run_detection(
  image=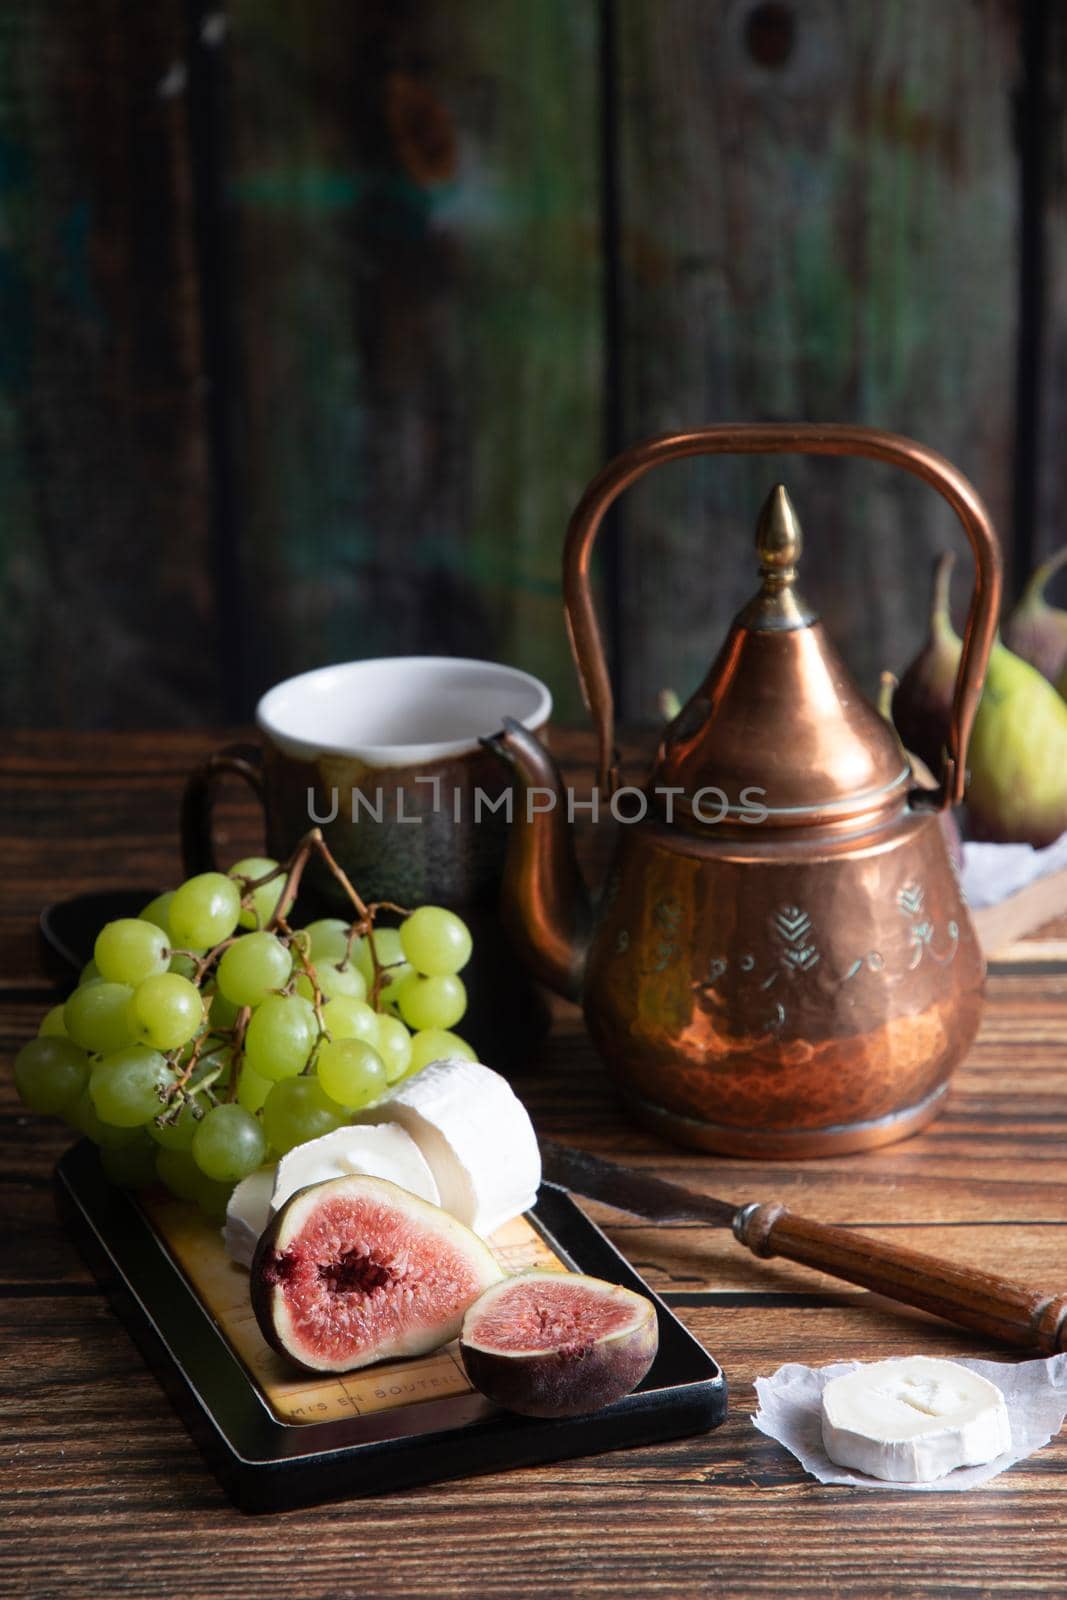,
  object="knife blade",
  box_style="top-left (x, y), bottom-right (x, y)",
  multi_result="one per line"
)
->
top-left (539, 1139), bottom-right (738, 1226)
top-left (538, 1138), bottom-right (1067, 1355)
